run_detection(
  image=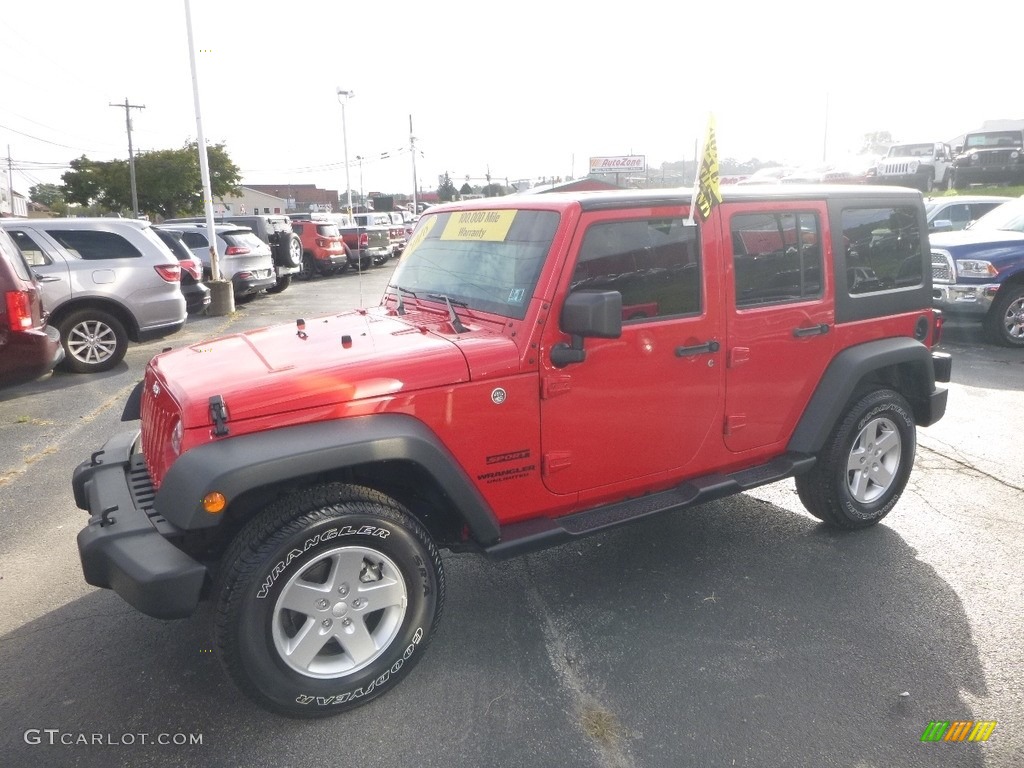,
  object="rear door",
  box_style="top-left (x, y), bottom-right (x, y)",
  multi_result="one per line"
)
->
top-left (720, 201), bottom-right (835, 453)
top-left (539, 208), bottom-right (724, 496)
